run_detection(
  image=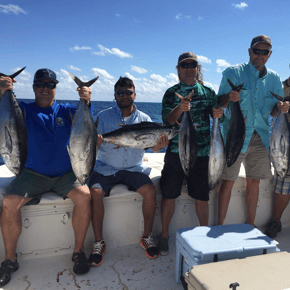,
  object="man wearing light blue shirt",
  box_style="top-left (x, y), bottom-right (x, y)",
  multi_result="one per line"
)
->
top-left (217, 35), bottom-right (288, 227)
top-left (87, 77), bottom-right (168, 265)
